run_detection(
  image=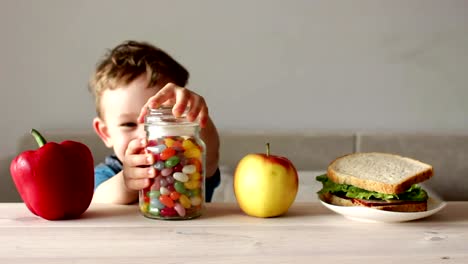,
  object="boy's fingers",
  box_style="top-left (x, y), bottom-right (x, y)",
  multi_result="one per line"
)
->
top-left (147, 83), bottom-right (178, 109)
top-left (186, 96), bottom-right (203, 121)
top-left (126, 178), bottom-right (150, 190)
top-left (198, 105), bottom-right (209, 128)
top-left (172, 88), bottom-right (190, 117)
top-left (137, 83), bottom-right (209, 127)
top-left (137, 83), bottom-right (178, 122)
top-left (124, 153), bottom-right (154, 168)
top-left (125, 138), bottom-right (147, 156)
top-left (138, 108), bottom-right (149, 123)
top-left (124, 166), bottom-right (155, 180)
